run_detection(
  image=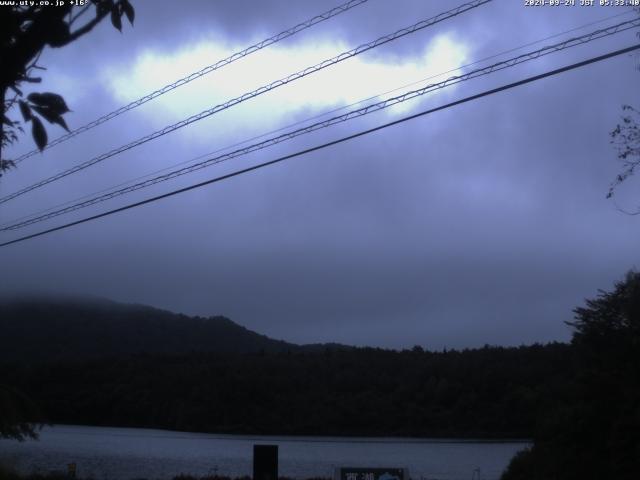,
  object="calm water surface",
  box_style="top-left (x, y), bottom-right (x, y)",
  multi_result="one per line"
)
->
top-left (0, 426), bottom-right (528, 480)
